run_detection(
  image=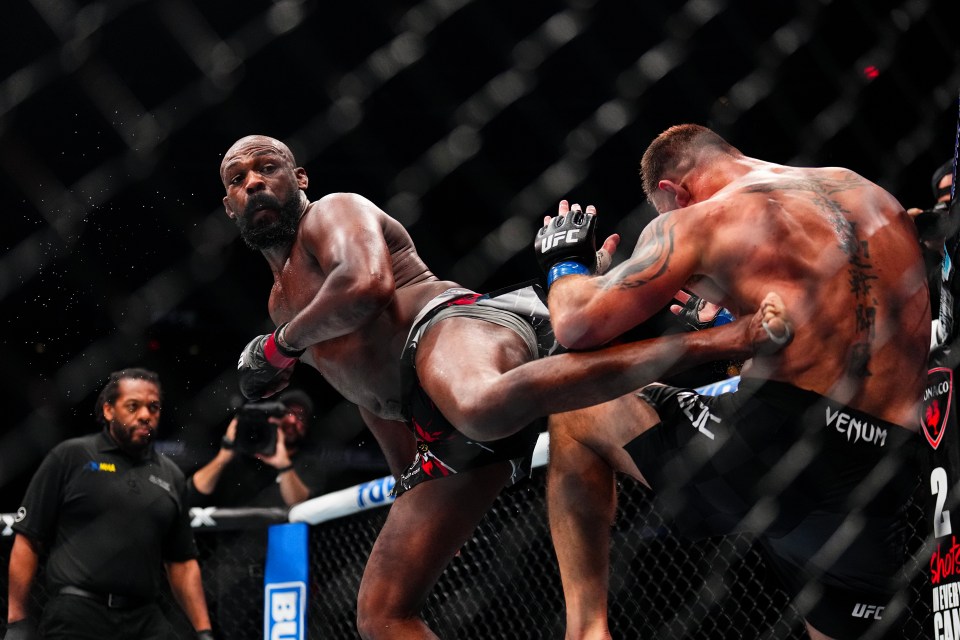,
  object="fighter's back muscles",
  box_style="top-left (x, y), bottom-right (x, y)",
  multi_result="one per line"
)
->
top-left (723, 169), bottom-right (928, 426)
top-left (549, 166), bottom-right (927, 427)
